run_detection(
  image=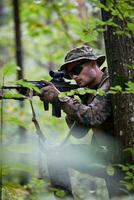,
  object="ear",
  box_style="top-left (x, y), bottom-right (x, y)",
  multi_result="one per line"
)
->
top-left (90, 60), bottom-right (96, 68)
